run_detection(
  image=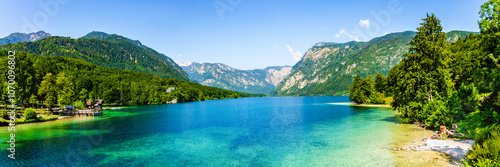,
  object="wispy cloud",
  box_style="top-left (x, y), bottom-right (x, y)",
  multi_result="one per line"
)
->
top-left (176, 61), bottom-right (192, 66)
top-left (286, 44), bottom-right (302, 61)
top-left (177, 53), bottom-right (183, 57)
top-left (335, 29), bottom-right (360, 42)
top-left (359, 19), bottom-right (370, 28)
